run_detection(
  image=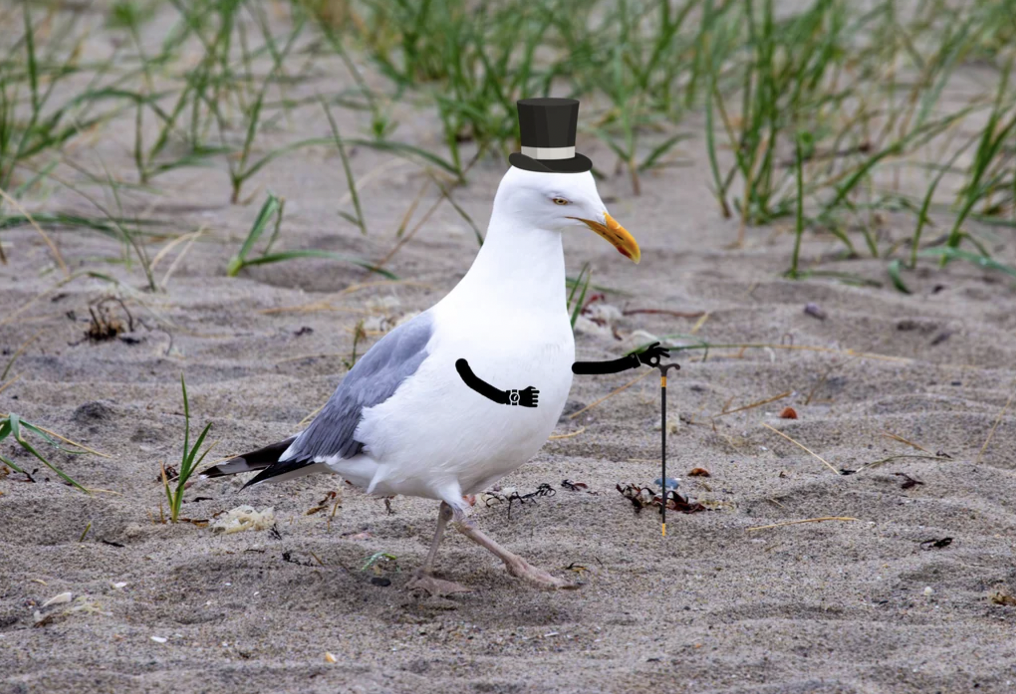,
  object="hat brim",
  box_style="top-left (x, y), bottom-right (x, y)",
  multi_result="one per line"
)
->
top-left (508, 152), bottom-right (593, 174)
